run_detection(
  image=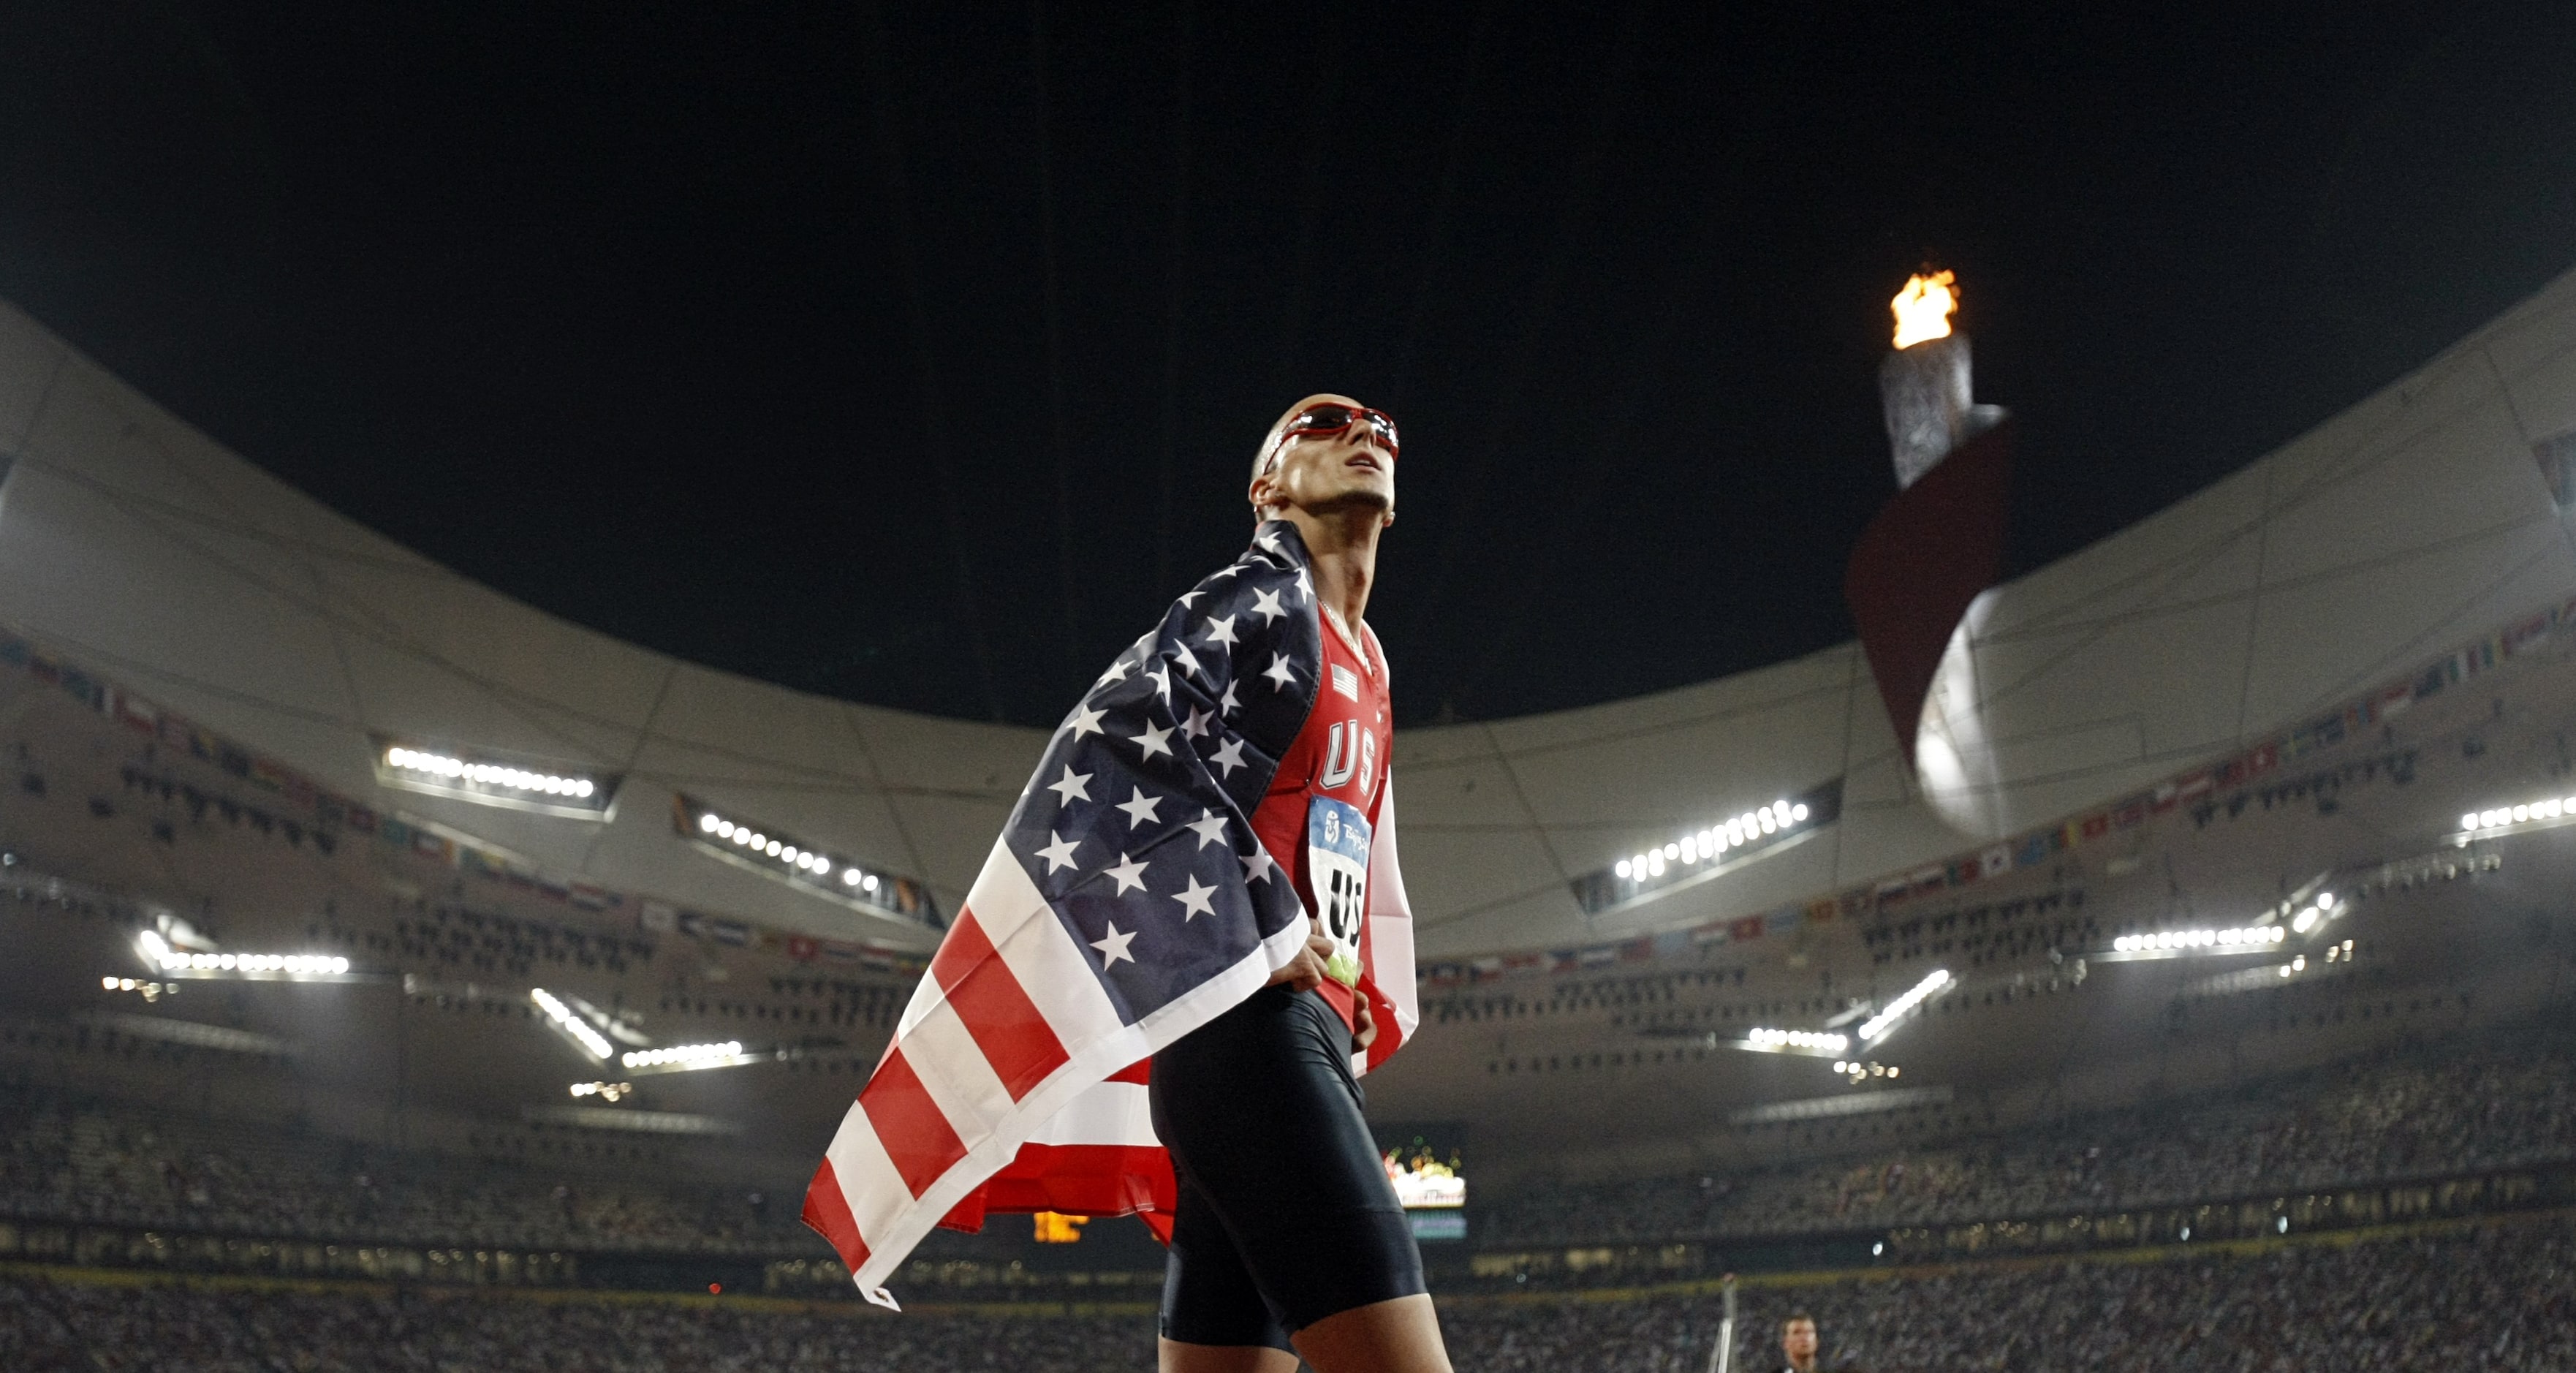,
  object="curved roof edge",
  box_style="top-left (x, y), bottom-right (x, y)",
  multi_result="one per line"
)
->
top-left (1, 268), bottom-right (2571, 961)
